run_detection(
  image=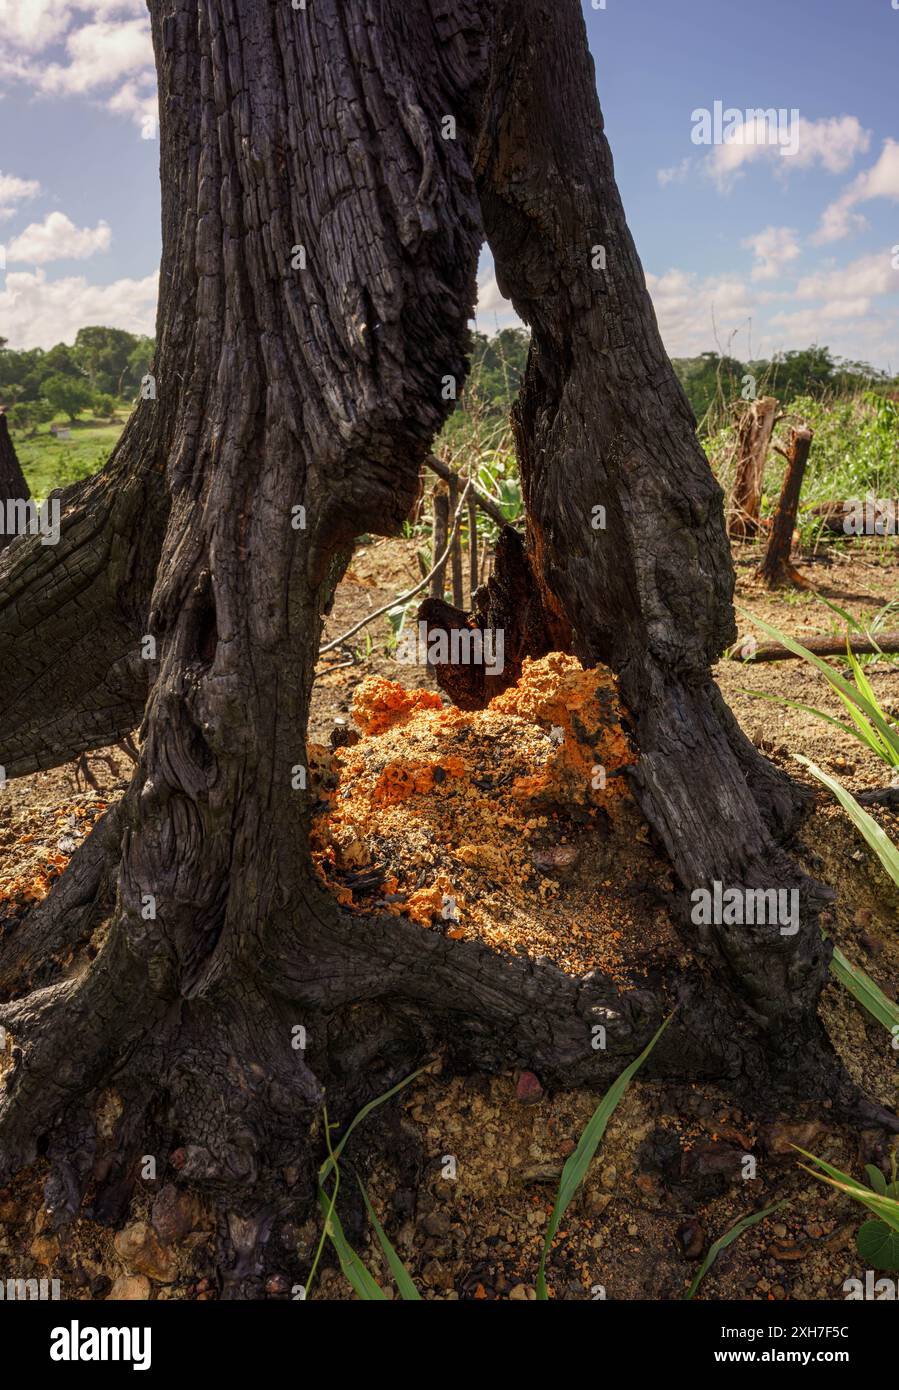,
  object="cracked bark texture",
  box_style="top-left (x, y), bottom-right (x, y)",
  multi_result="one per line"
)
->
top-left (0, 0), bottom-right (891, 1300)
